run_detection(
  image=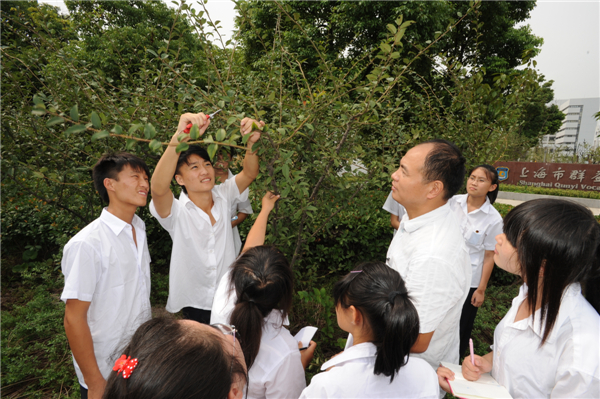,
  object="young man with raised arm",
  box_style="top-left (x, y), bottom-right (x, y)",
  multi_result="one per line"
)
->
top-left (150, 113), bottom-right (264, 324)
top-left (386, 139), bottom-right (471, 375)
top-left (61, 153), bottom-right (152, 399)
